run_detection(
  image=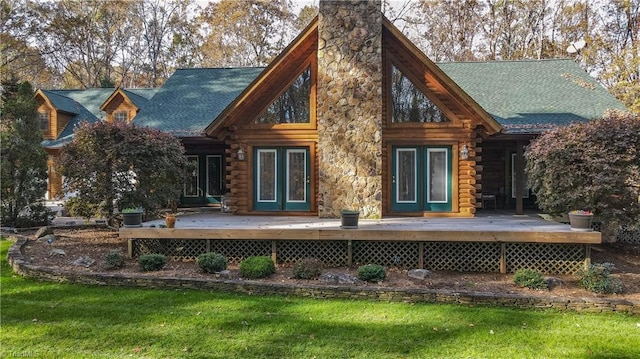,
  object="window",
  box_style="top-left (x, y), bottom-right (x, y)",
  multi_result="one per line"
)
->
top-left (255, 67), bottom-right (311, 124)
top-left (38, 111), bottom-right (49, 131)
top-left (391, 65), bottom-right (448, 123)
top-left (184, 156), bottom-right (199, 197)
top-left (114, 111), bottom-right (128, 122)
